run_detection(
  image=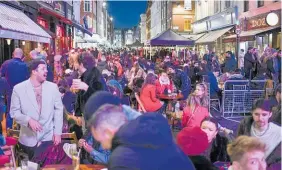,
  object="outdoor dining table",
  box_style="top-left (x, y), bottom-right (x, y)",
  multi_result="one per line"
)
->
top-left (42, 164), bottom-right (106, 170)
top-left (157, 93), bottom-right (183, 100)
